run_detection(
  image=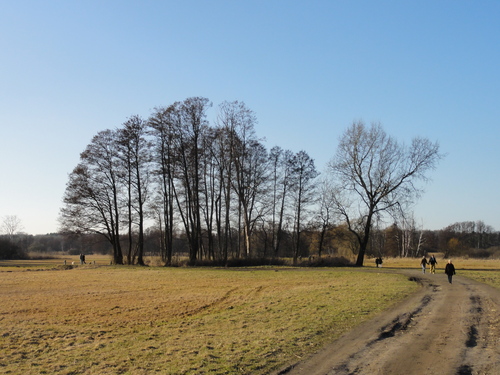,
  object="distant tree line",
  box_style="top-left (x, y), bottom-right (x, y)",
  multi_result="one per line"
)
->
top-left (367, 220), bottom-right (500, 259)
top-left (2, 219), bottom-right (500, 262)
